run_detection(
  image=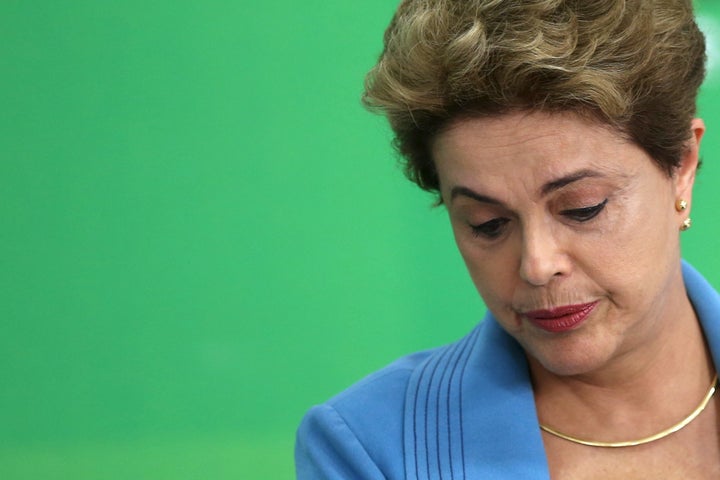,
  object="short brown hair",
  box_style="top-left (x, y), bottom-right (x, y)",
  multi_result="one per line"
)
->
top-left (363, 0), bottom-right (706, 195)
